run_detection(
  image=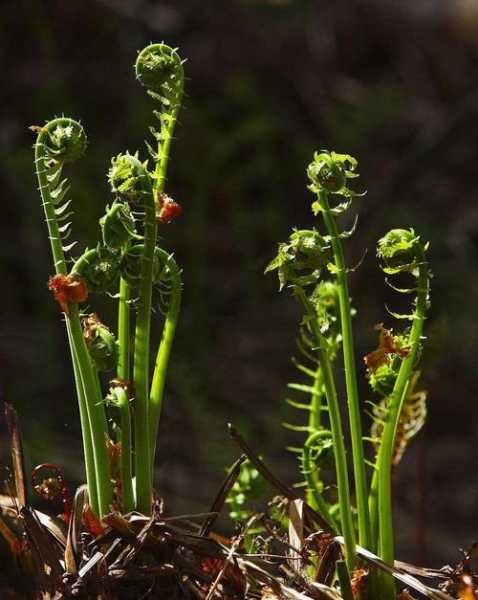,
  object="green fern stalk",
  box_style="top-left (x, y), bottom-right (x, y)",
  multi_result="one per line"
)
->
top-left (374, 231), bottom-right (430, 594)
top-left (116, 277), bottom-right (134, 511)
top-left (296, 290), bottom-right (356, 572)
top-left (149, 251), bottom-right (182, 459)
top-left (308, 154), bottom-right (371, 550)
